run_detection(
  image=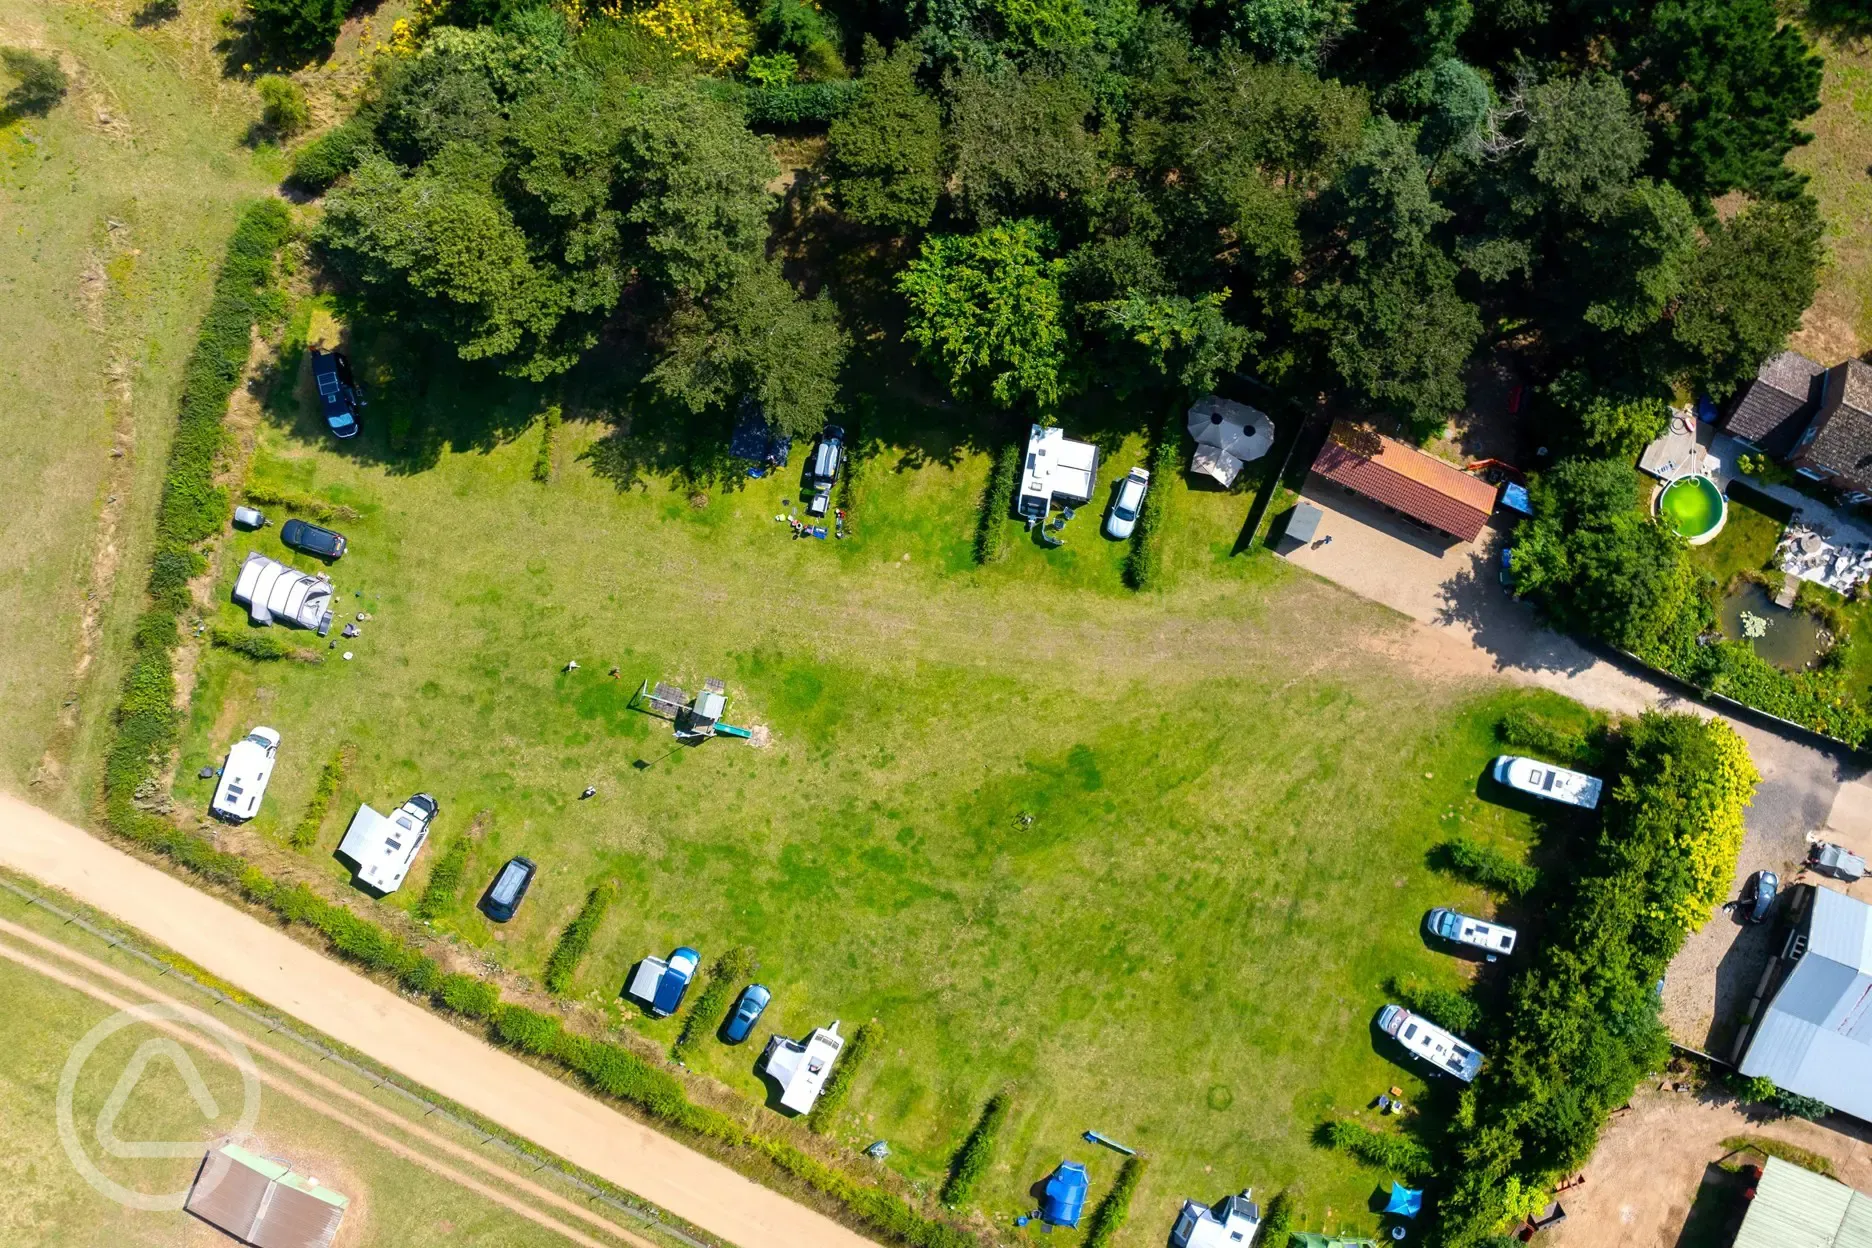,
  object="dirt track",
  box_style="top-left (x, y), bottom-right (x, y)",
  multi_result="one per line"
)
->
top-left (0, 791), bottom-right (877, 1248)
